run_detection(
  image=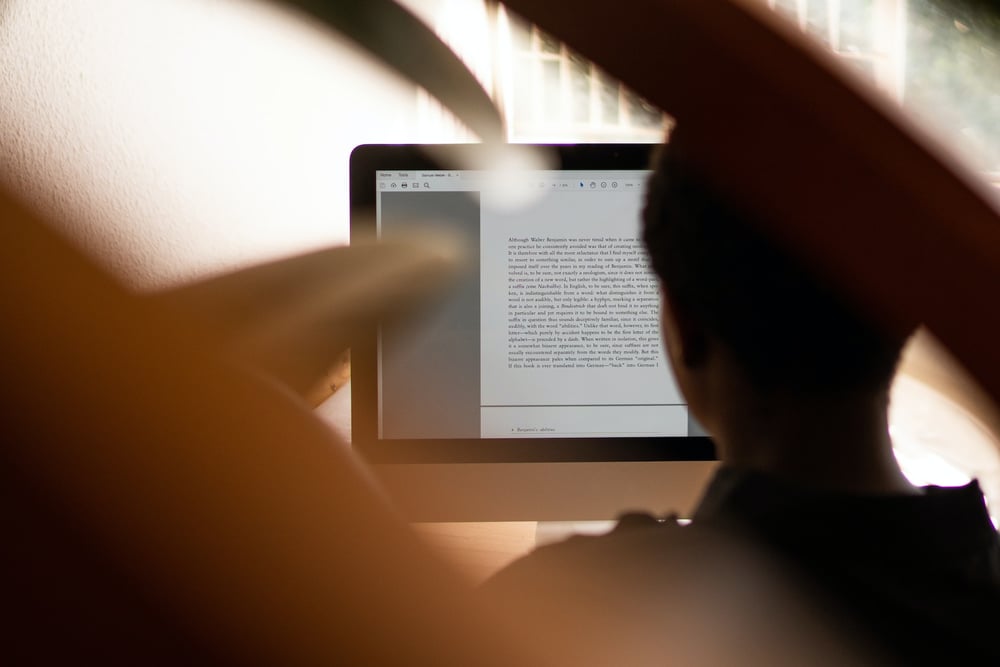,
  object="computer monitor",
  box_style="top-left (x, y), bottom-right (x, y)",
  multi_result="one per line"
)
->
top-left (349, 143), bottom-right (717, 521)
